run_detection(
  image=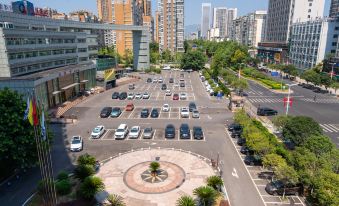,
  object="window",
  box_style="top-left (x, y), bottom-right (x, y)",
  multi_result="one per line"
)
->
top-left (332, 42), bottom-right (337, 47)
top-left (79, 57), bottom-right (88, 62)
top-left (77, 39), bottom-right (86, 43)
top-left (334, 34), bottom-right (338, 38)
top-left (78, 48), bottom-right (87, 53)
